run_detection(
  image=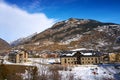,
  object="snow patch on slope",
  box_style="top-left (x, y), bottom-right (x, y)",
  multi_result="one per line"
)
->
top-left (61, 35), bottom-right (82, 44)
